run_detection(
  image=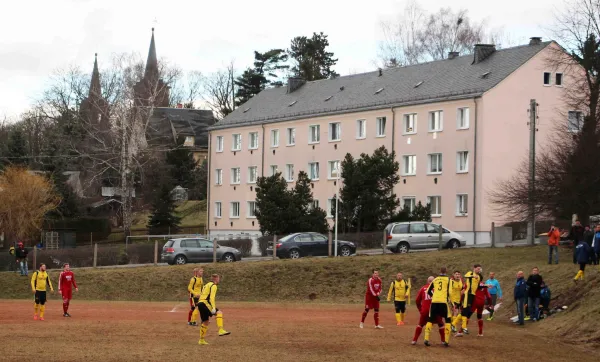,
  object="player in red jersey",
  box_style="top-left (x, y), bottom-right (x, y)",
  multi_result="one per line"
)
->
top-left (456, 277), bottom-right (490, 337)
top-left (360, 269), bottom-right (383, 329)
top-left (58, 263), bottom-right (78, 317)
top-left (411, 276), bottom-right (444, 345)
